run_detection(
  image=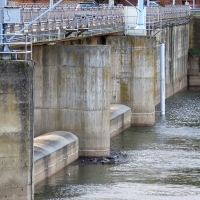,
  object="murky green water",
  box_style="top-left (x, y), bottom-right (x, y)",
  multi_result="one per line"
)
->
top-left (35, 89), bottom-right (200, 200)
